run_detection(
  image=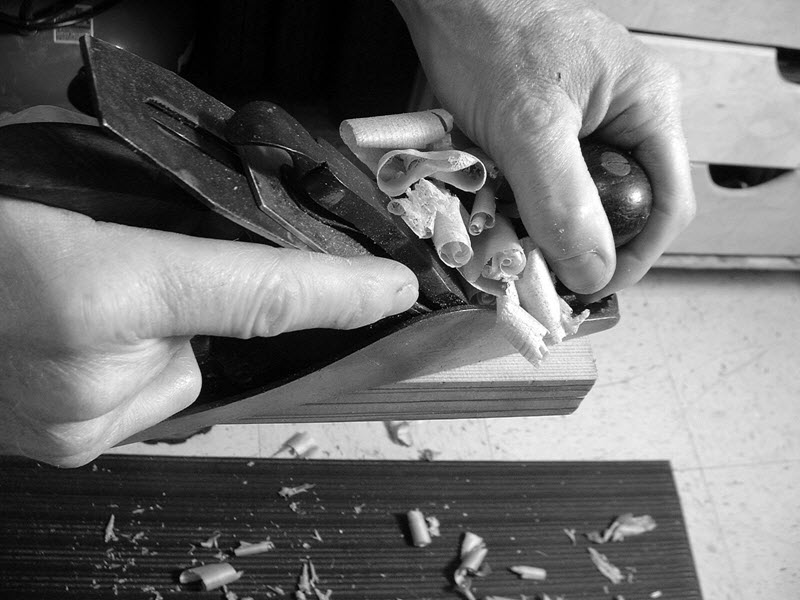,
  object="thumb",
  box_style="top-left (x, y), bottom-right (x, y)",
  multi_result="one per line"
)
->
top-left (494, 102), bottom-right (616, 295)
top-left (110, 227), bottom-right (420, 340)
